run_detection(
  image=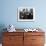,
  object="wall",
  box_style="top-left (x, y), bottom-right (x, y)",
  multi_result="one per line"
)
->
top-left (0, 0), bottom-right (46, 30)
top-left (0, 0), bottom-right (46, 44)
